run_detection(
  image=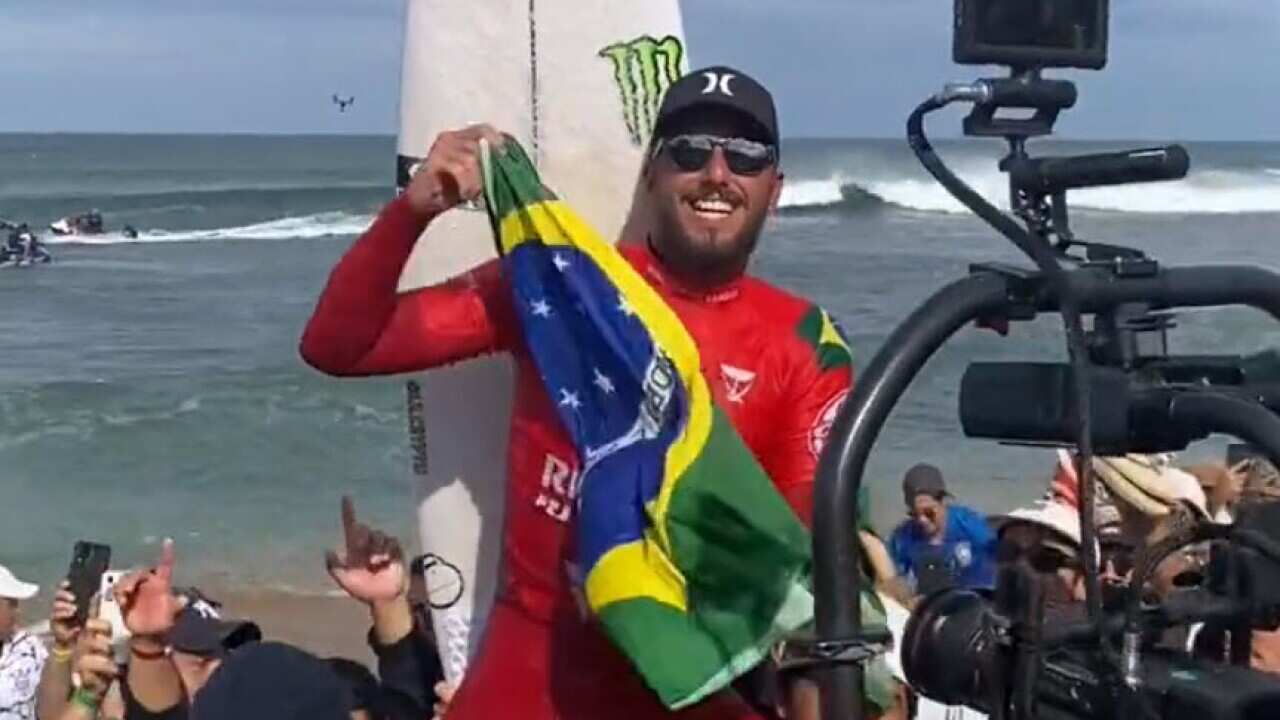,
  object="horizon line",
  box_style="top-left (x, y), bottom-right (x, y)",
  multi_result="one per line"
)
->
top-left (0, 130), bottom-right (1275, 144)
